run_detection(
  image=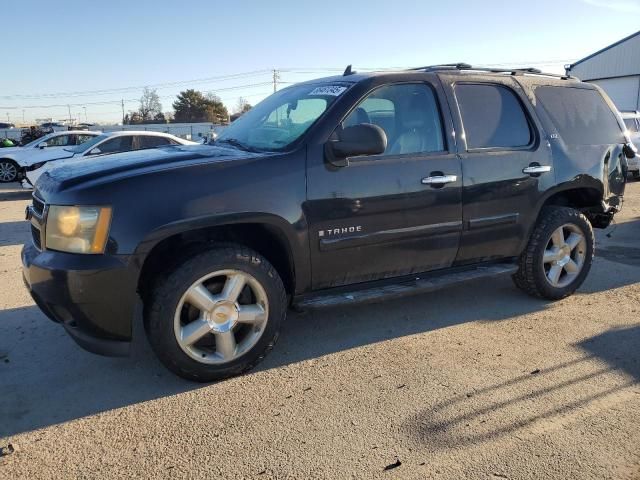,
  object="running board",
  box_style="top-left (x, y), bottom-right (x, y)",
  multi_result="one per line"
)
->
top-left (296, 263), bottom-right (518, 309)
